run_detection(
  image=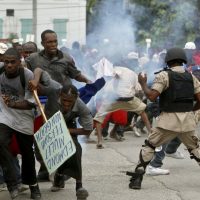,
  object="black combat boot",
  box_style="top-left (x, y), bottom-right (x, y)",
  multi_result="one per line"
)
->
top-left (50, 173), bottom-right (65, 192)
top-left (76, 187), bottom-right (89, 200)
top-left (127, 169), bottom-right (145, 190)
top-left (29, 184), bottom-right (41, 199)
top-left (8, 185), bottom-right (19, 199)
